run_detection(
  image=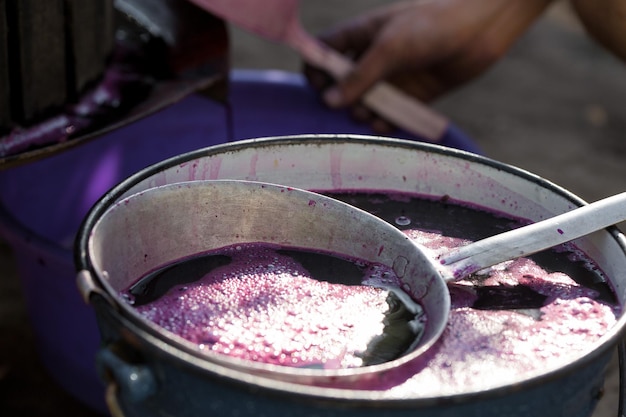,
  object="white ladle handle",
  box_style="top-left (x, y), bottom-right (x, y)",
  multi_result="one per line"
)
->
top-left (440, 191), bottom-right (626, 281)
top-left (286, 26), bottom-right (448, 142)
